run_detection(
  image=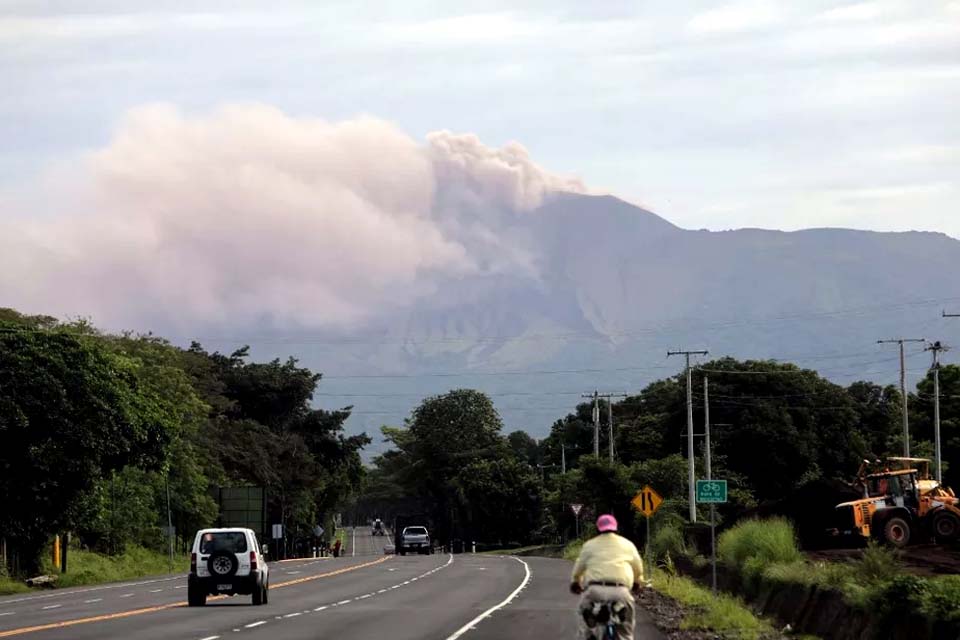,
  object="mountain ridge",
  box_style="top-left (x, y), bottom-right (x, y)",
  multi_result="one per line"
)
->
top-left (230, 192), bottom-right (960, 455)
